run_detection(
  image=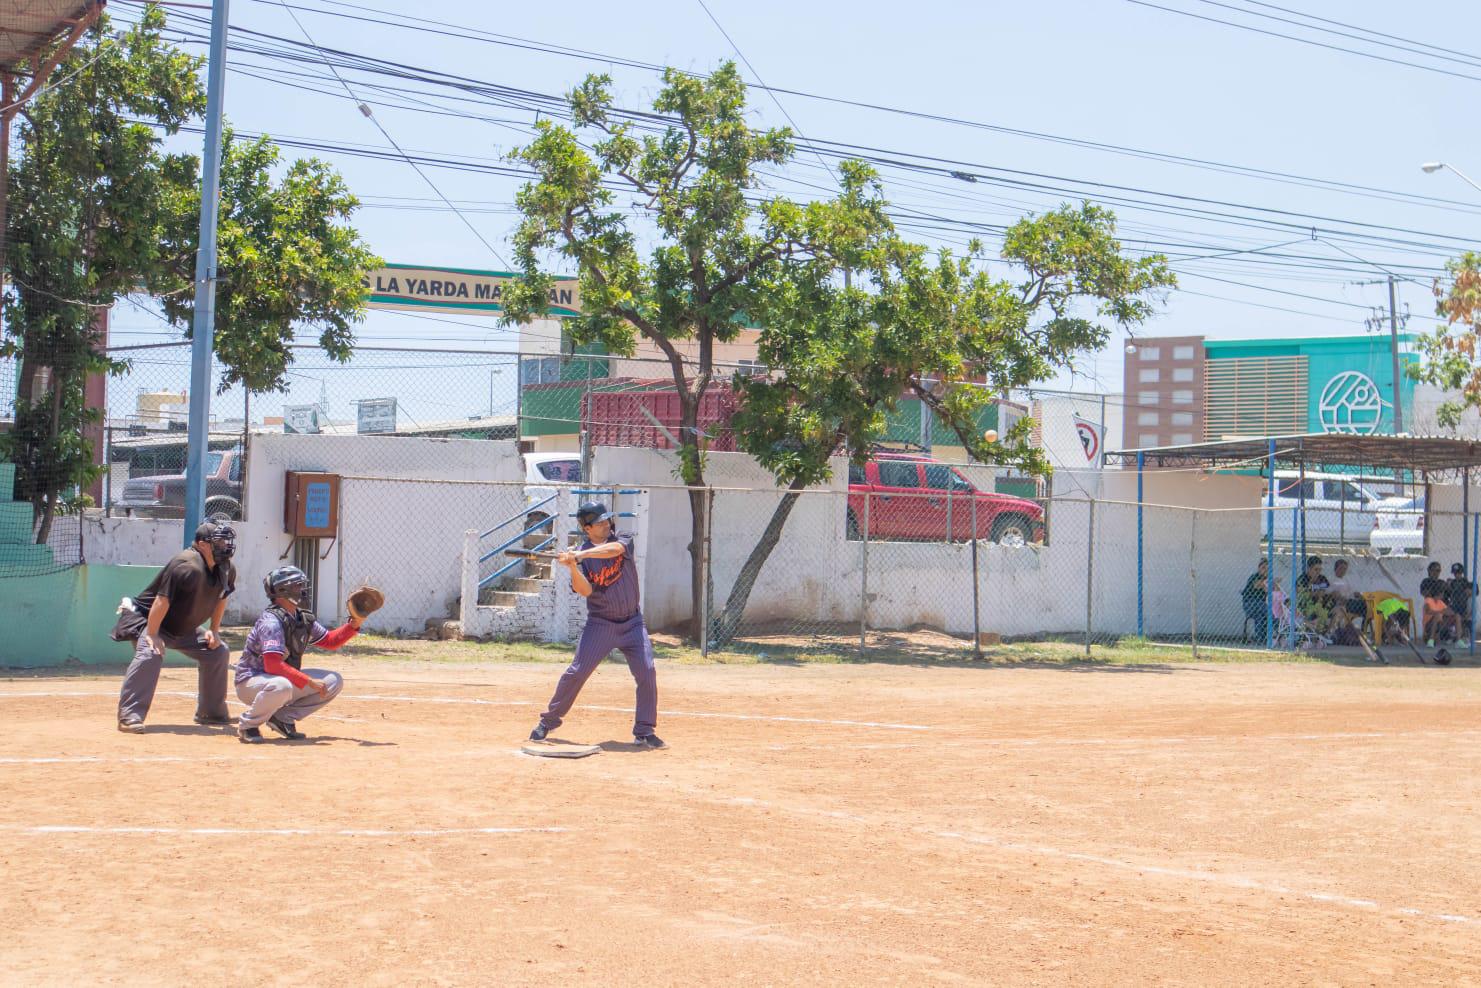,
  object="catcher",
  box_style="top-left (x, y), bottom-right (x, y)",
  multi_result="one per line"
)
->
top-left (234, 567), bottom-right (383, 744)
